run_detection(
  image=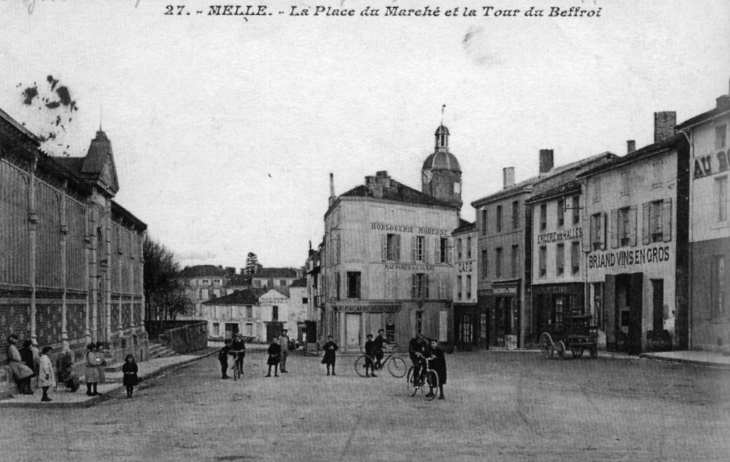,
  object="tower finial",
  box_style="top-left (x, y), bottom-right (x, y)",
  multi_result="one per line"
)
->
top-left (441, 104), bottom-right (446, 125)
top-left (100, 103), bottom-right (103, 131)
